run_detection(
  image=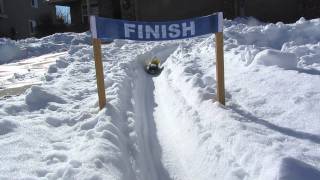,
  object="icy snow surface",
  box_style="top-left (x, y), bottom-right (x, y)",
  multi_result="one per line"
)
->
top-left (0, 52), bottom-right (67, 97)
top-left (0, 17), bottom-right (320, 180)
